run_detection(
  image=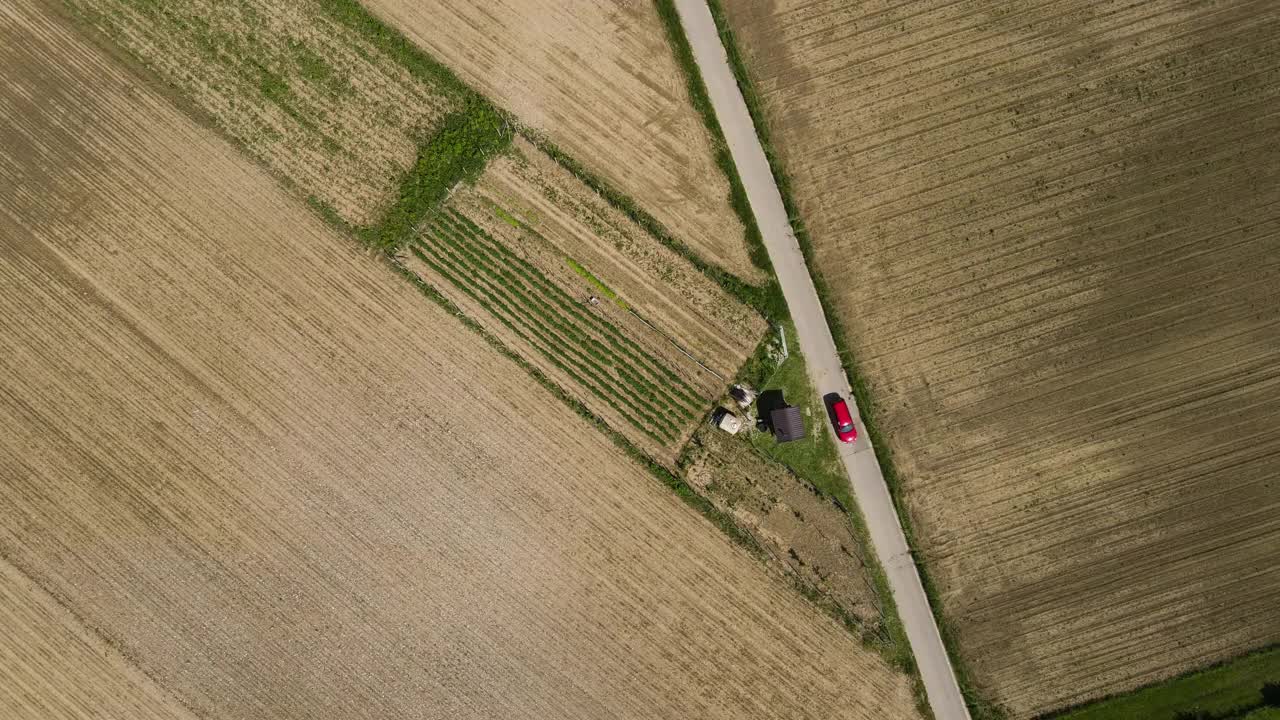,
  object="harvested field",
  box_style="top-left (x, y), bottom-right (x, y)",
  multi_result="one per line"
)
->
top-left (0, 560), bottom-right (197, 720)
top-left (0, 3), bottom-right (922, 719)
top-left (403, 137), bottom-right (765, 461)
top-left (359, 0), bottom-right (759, 280)
top-left (721, 0), bottom-right (1280, 716)
top-left (66, 0), bottom-right (456, 226)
